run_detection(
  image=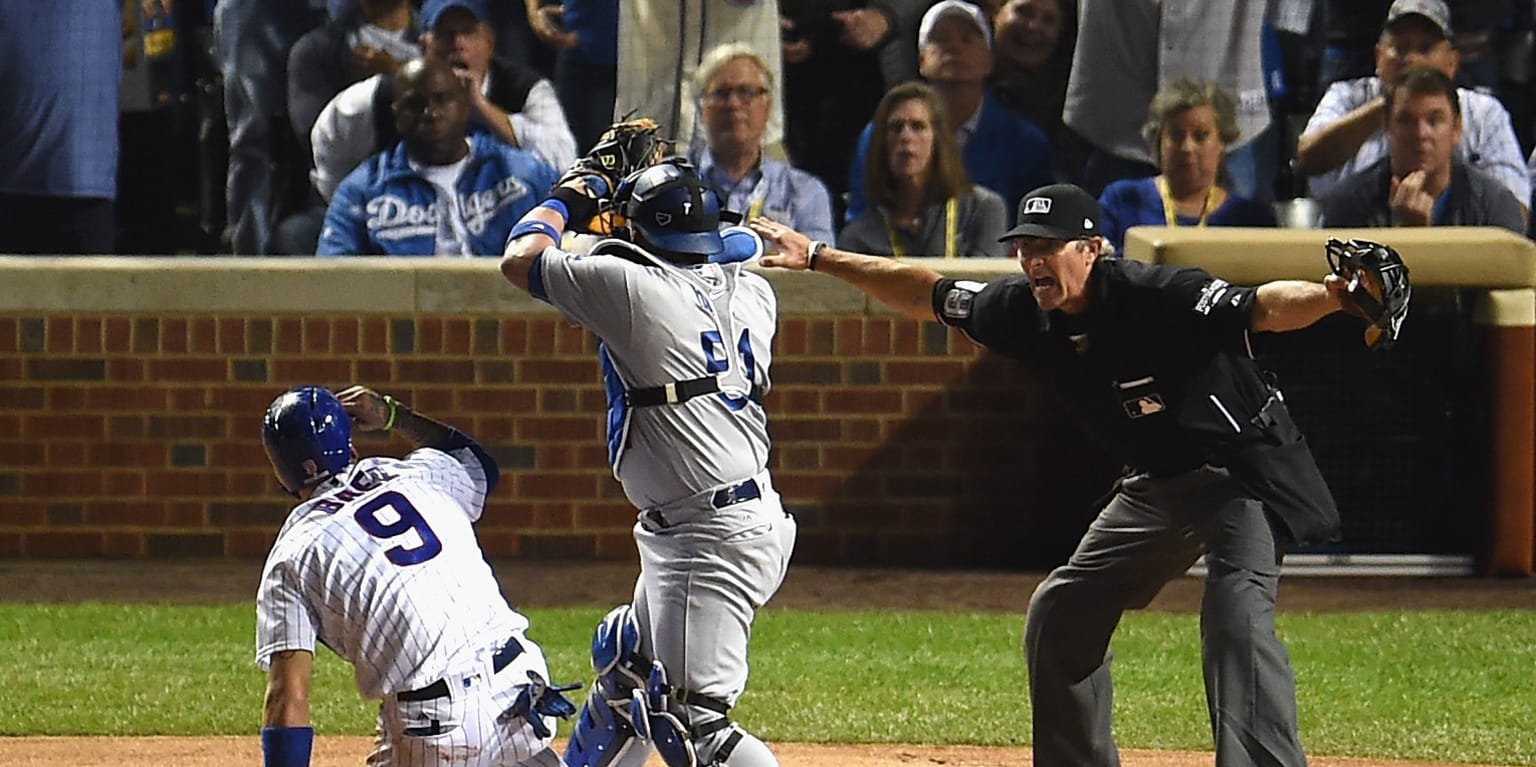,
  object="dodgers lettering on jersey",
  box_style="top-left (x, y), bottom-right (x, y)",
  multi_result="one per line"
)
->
top-left (255, 446), bottom-right (526, 699)
top-left (366, 176), bottom-right (532, 241)
top-left (533, 242), bottom-right (777, 507)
